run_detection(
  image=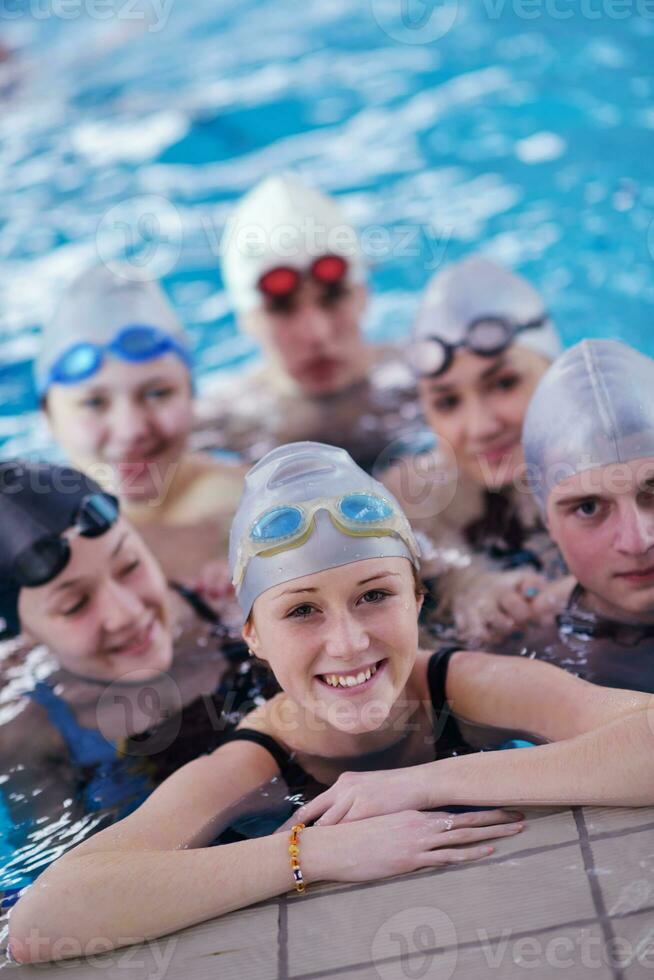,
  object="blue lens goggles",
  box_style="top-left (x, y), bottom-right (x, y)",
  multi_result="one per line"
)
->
top-left (233, 491), bottom-right (419, 588)
top-left (43, 324), bottom-right (192, 391)
top-left (251, 493), bottom-right (395, 544)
